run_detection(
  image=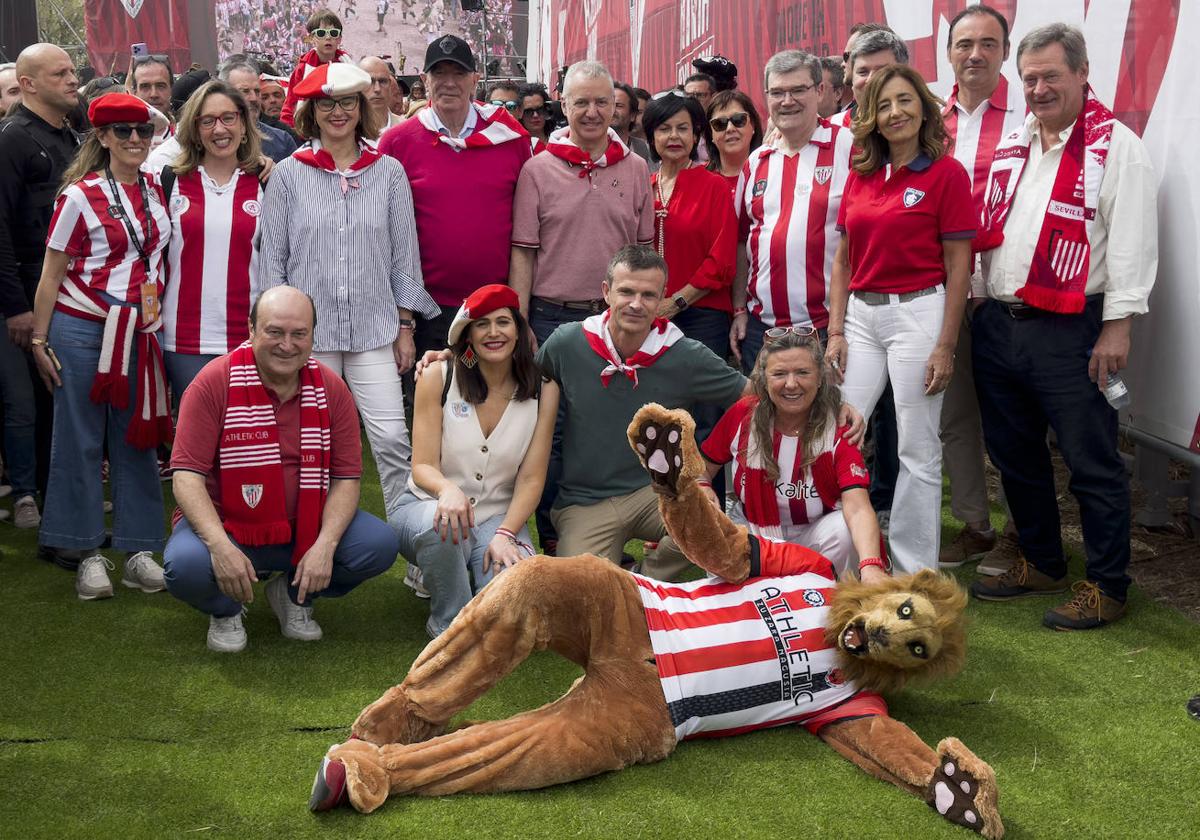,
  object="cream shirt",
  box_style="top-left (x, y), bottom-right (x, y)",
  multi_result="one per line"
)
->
top-left (979, 113), bottom-right (1158, 321)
